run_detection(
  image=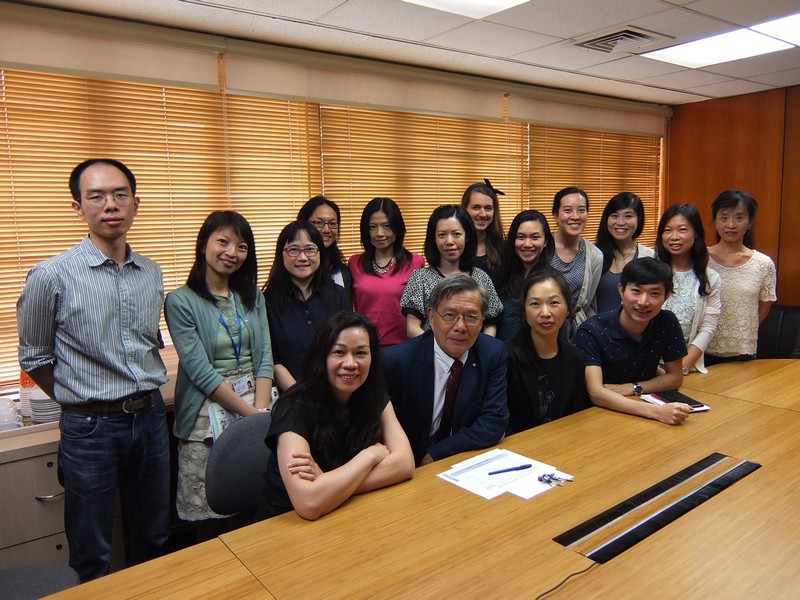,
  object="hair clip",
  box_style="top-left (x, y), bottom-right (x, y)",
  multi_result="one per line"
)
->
top-left (483, 178), bottom-right (506, 196)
